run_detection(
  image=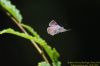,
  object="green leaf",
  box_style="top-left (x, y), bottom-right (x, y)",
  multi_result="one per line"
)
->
top-left (0, 28), bottom-right (61, 65)
top-left (0, 0), bottom-right (62, 65)
top-left (21, 23), bottom-right (40, 38)
top-left (21, 23), bottom-right (47, 46)
top-left (38, 61), bottom-right (51, 66)
top-left (21, 24), bottom-right (60, 62)
top-left (0, 28), bottom-right (34, 40)
top-left (0, 28), bottom-right (47, 46)
top-left (0, 0), bottom-right (22, 22)
top-left (43, 45), bottom-right (60, 62)
top-left (21, 23), bottom-right (60, 62)
top-left (52, 61), bottom-right (61, 66)
top-left (52, 48), bottom-right (60, 62)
